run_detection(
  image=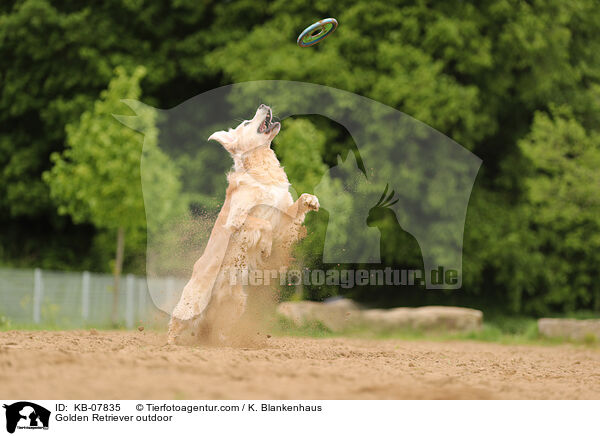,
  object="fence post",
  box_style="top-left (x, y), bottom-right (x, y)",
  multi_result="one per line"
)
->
top-left (137, 278), bottom-right (146, 324)
top-left (33, 268), bottom-right (43, 324)
top-left (125, 274), bottom-right (135, 329)
top-left (82, 271), bottom-right (90, 322)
